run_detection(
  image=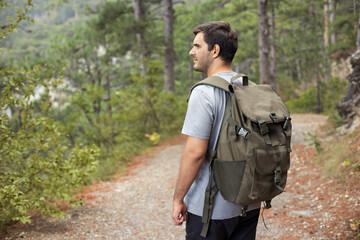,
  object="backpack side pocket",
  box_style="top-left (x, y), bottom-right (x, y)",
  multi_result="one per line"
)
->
top-left (213, 159), bottom-right (246, 203)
